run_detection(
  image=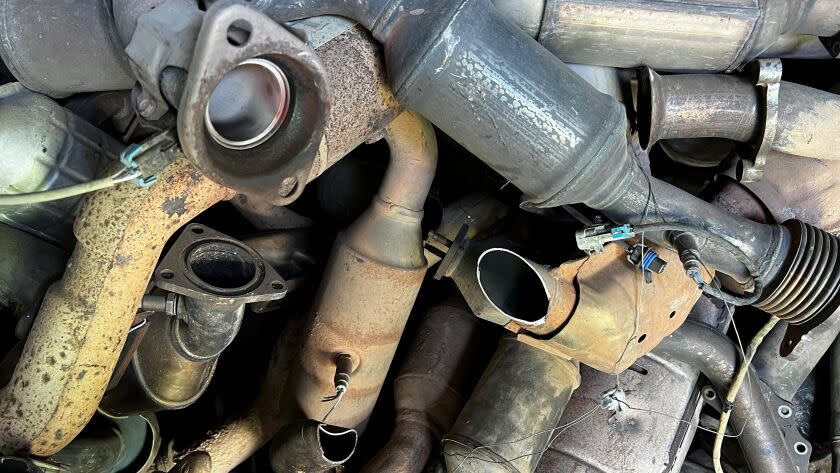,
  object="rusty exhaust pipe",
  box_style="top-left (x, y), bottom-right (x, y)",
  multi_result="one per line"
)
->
top-left (0, 158), bottom-right (233, 455)
top-left (291, 110), bottom-right (436, 428)
top-left (638, 66), bottom-right (840, 164)
top-left (361, 300), bottom-right (489, 473)
top-left (450, 241), bottom-right (701, 373)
